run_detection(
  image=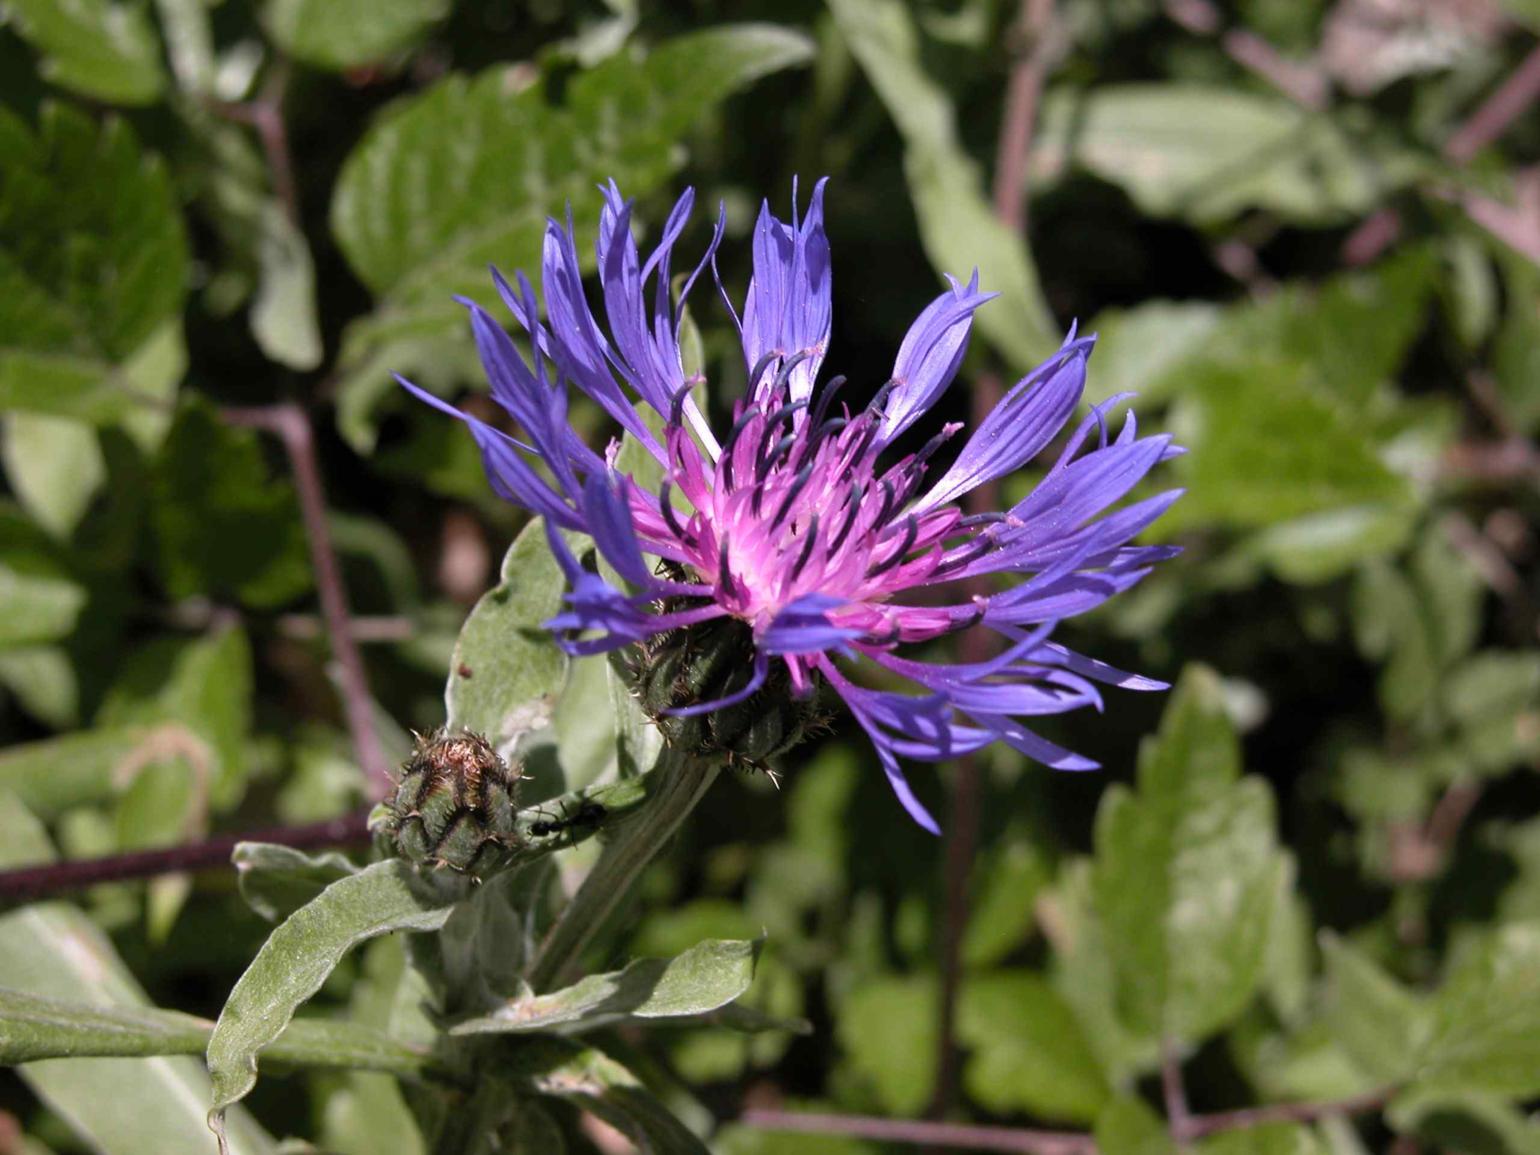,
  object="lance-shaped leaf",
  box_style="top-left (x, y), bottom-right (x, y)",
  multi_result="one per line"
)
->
top-left (0, 791), bottom-right (275, 1155)
top-left (4, 0), bottom-right (166, 105)
top-left (452, 938), bottom-right (762, 1037)
top-left (0, 986), bottom-right (438, 1081)
top-left (1092, 665), bottom-right (1284, 1043)
top-left (206, 860), bottom-right (457, 1138)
